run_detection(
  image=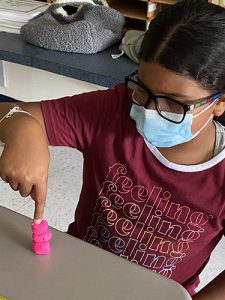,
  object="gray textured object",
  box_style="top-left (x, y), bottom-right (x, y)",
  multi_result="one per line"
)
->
top-left (20, 1), bottom-right (125, 54)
